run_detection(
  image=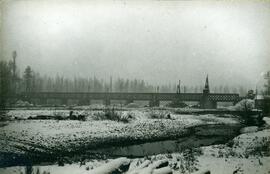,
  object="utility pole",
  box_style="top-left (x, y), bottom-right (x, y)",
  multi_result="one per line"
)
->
top-left (12, 51), bottom-right (17, 94)
top-left (177, 80), bottom-right (181, 94)
top-left (12, 51), bottom-right (17, 77)
top-left (110, 76), bottom-right (113, 92)
top-left (264, 71), bottom-right (270, 95)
